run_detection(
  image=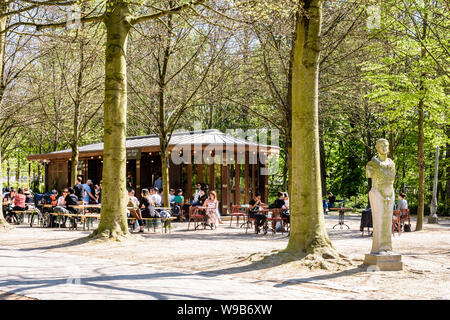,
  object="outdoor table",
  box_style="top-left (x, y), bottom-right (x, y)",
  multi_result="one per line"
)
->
top-left (329, 207), bottom-right (353, 229)
top-left (360, 210), bottom-right (372, 236)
